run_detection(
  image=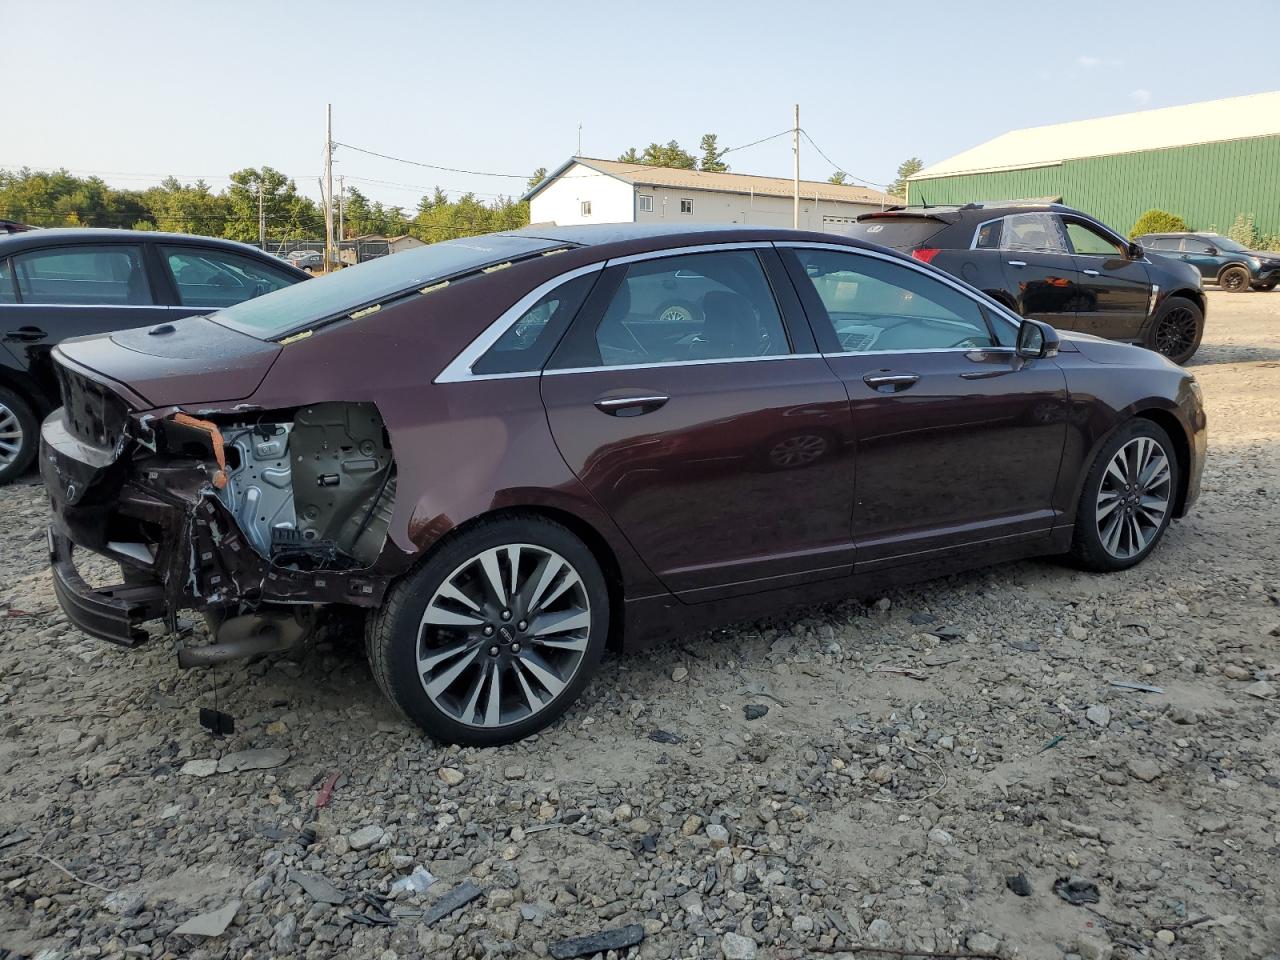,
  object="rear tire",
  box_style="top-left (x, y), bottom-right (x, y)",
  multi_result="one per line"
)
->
top-left (366, 515), bottom-right (609, 746)
top-left (1218, 265), bottom-right (1250, 292)
top-left (0, 387), bottom-right (38, 485)
top-left (1068, 419), bottom-right (1178, 572)
top-left (1145, 295), bottom-right (1203, 365)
